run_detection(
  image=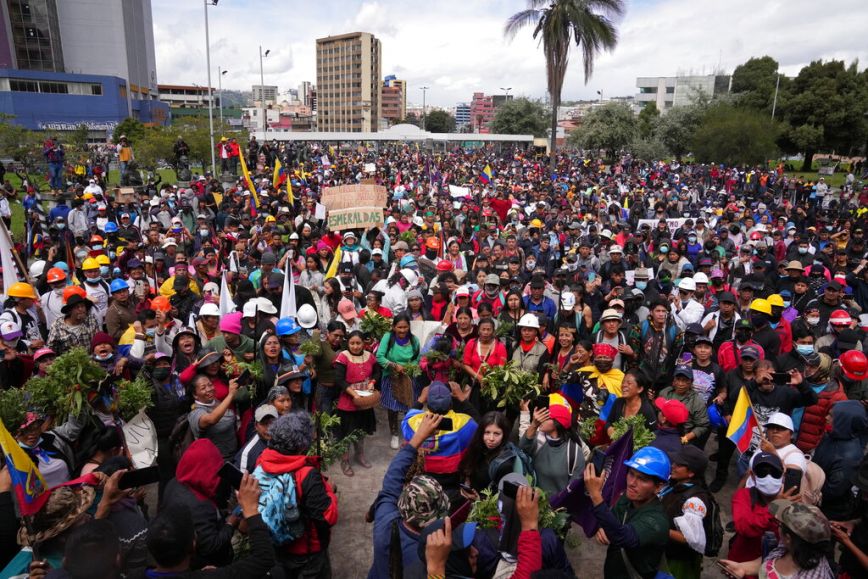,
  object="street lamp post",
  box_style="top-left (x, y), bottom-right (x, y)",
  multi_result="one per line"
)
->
top-left (259, 46), bottom-right (270, 138)
top-left (420, 86), bottom-right (429, 131)
top-left (218, 68), bottom-right (227, 128)
top-left (500, 87), bottom-right (512, 100)
top-left (596, 89), bottom-right (603, 104)
top-left (204, 0), bottom-right (217, 175)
